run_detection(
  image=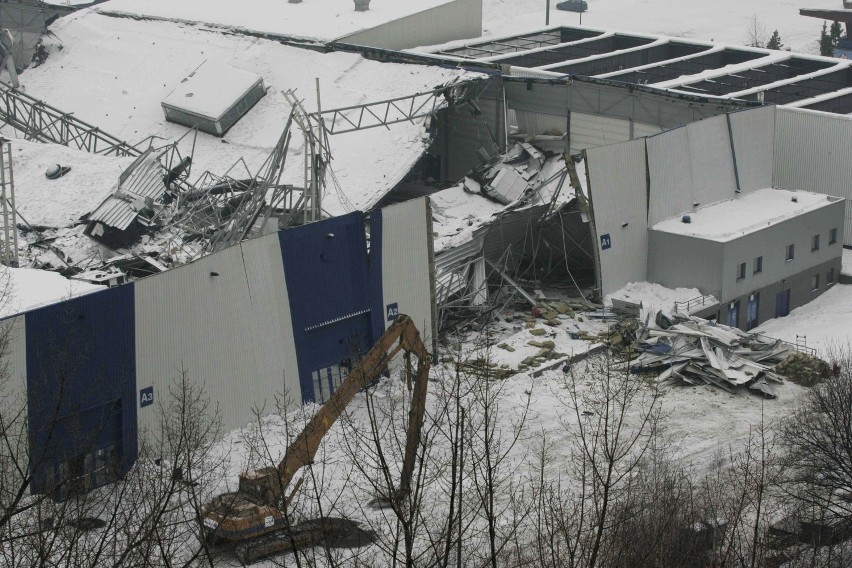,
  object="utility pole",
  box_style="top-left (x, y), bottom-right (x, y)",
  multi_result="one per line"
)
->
top-left (546, 0), bottom-right (550, 25)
